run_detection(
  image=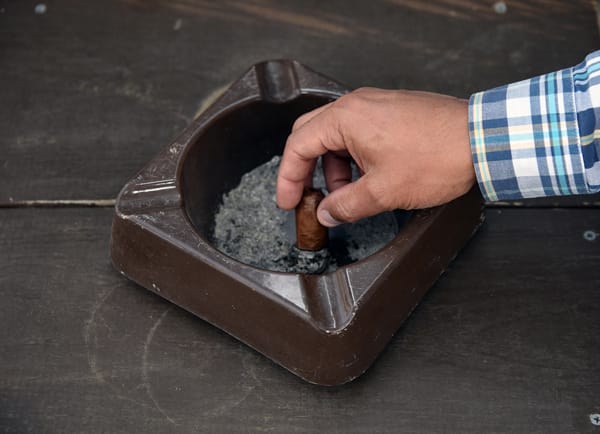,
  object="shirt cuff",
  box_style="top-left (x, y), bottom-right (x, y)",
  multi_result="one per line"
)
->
top-left (468, 66), bottom-right (589, 202)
